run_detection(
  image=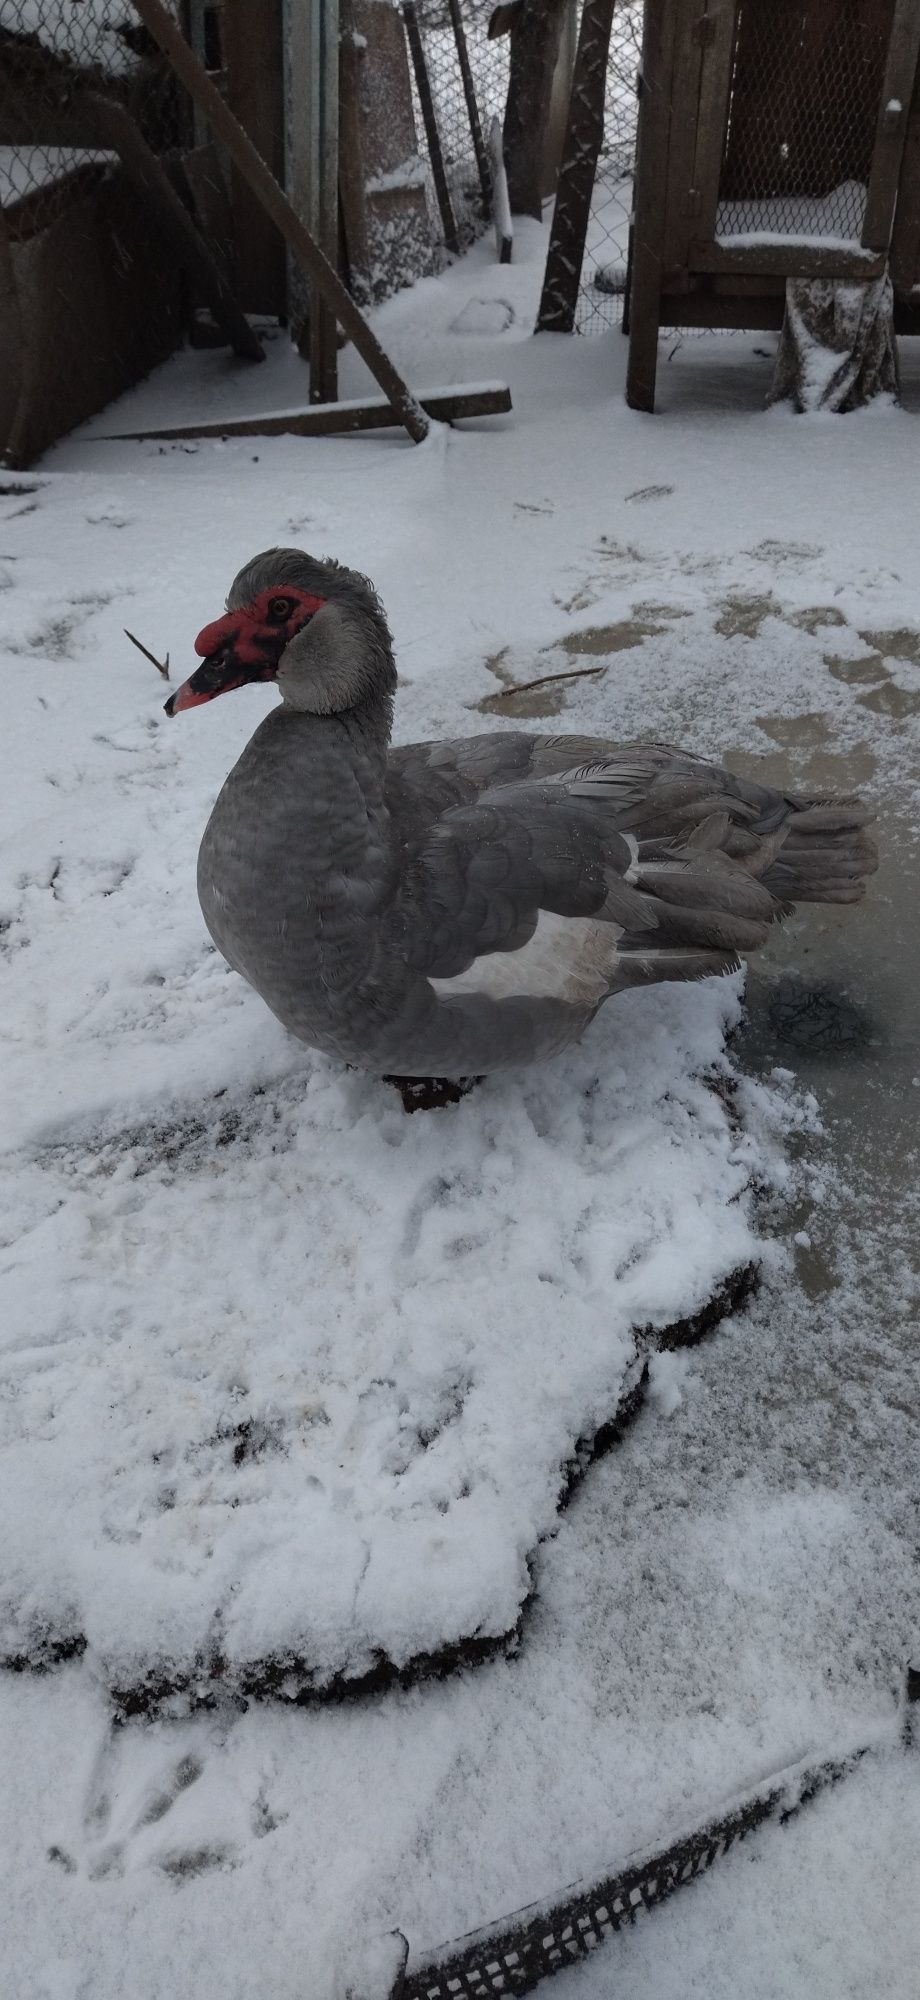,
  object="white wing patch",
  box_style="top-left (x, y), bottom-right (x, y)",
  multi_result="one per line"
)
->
top-left (430, 911), bottom-right (622, 1008)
